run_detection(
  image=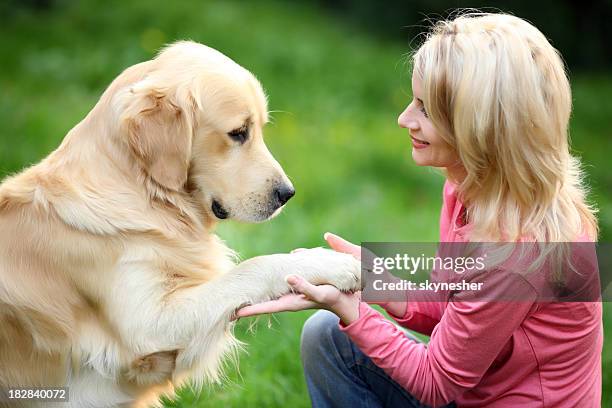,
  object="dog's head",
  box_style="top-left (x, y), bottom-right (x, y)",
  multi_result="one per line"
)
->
top-left (113, 41), bottom-right (294, 223)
